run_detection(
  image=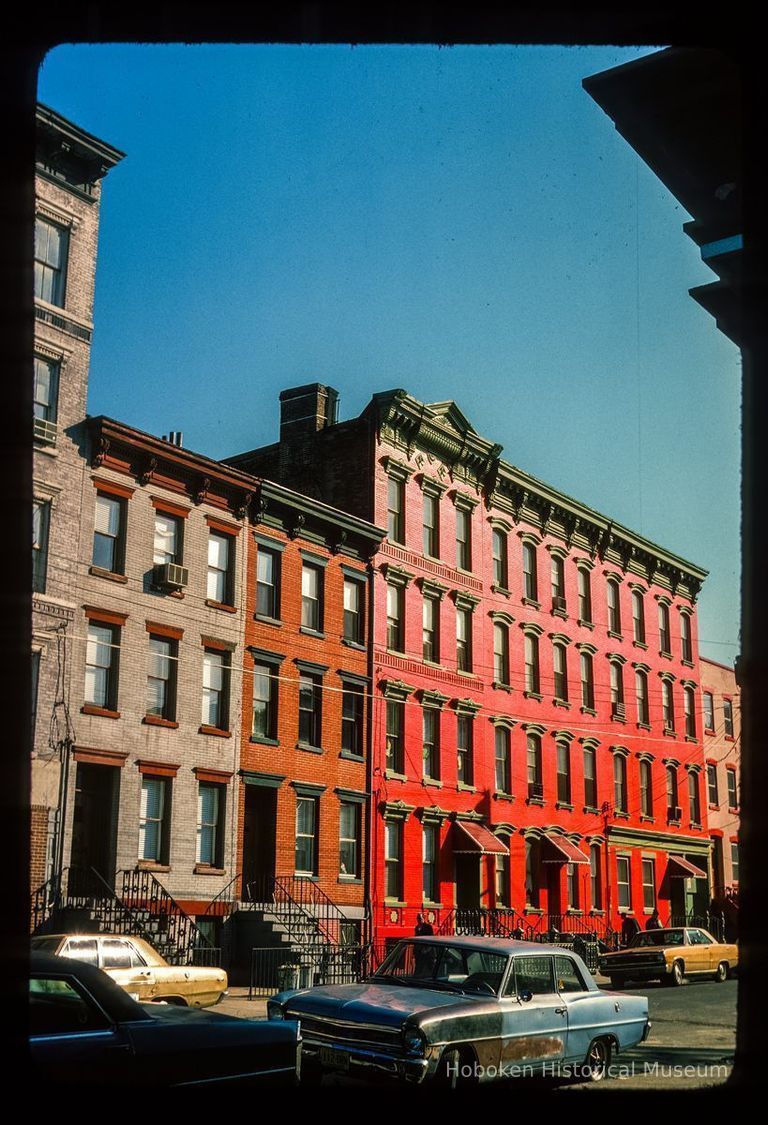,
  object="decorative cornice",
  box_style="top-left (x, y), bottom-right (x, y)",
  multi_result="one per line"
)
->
top-left (420, 688), bottom-right (449, 709)
top-left (381, 799), bottom-right (416, 821)
top-left (381, 678), bottom-right (415, 701)
top-left (454, 697), bottom-right (482, 716)
top-left (382, 563), bottom-right (415, 587)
